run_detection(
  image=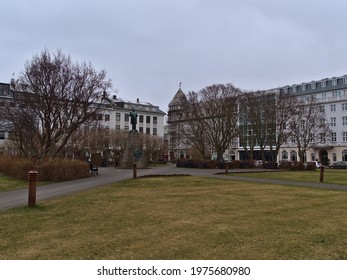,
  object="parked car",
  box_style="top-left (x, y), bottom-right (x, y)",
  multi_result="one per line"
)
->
top-left (278, 160), bottom-right (294, 169)
top-left (330, 161), bottom-right (347, 169)
top-left (304, 161), bottom-right (324, 169)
